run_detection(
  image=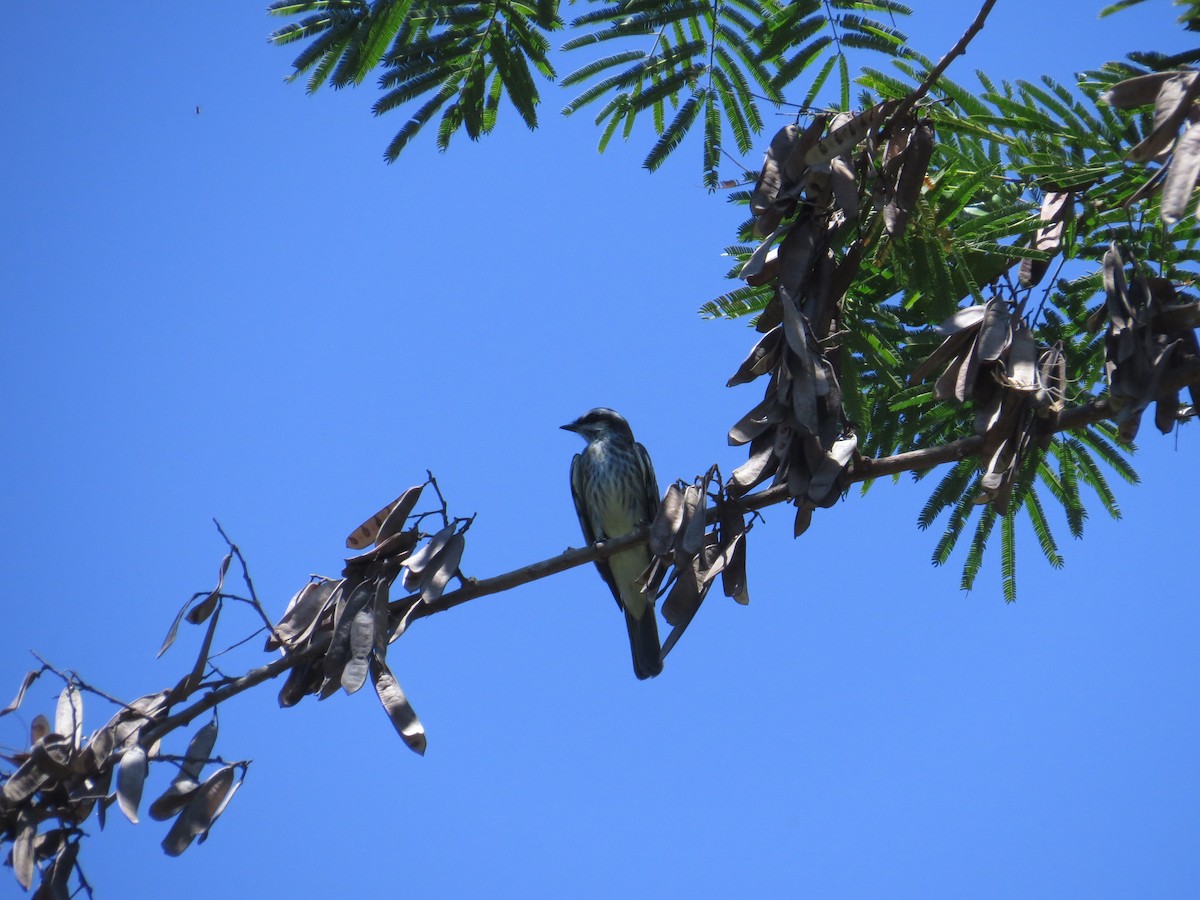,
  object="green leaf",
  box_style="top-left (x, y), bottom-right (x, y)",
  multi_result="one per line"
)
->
top-left (645, 92), bottom-right (704, 171)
